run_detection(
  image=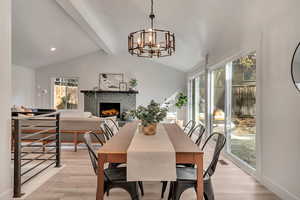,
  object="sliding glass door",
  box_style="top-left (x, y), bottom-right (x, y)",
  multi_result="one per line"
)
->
top-left (227, 53), bottom-right (257, 168)
top-left (189, 73), bottom-right (206, 126)
top-left (195, 74), bottom-right (206, 125)
top-left (210, 66), bottom-right (226, 135)
top-left (189, 52), bottom-right (257, 170)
